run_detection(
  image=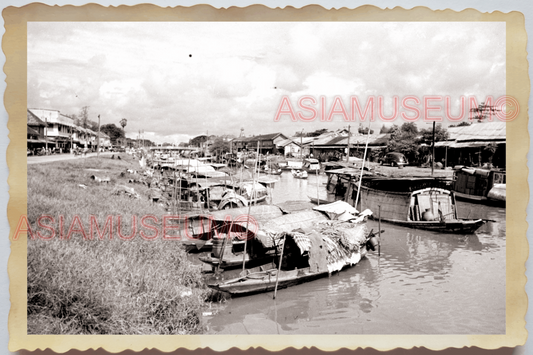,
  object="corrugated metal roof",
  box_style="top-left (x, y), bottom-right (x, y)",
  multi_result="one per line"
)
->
top-left (451, 121), bottom-right (506, 142)
top-left (312, 134), bottom-right (339, 145)
top-left (435, 122), bottom-right (506, 149)
top-left (29, 109), bottom-right (77, 127)
top-left (326, 136), bottom-right (348, 145)
top-left (452, 141), bottom-right (505, 148)
top-left (315, 133), bottom-right (389, 147)
top-left (276, 138), bottom-right (299, 147)
top-left (254, 132), bottom-right (287, 141)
